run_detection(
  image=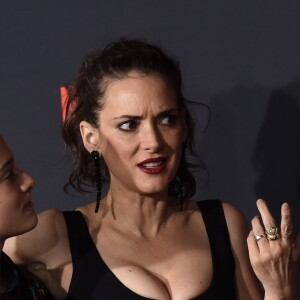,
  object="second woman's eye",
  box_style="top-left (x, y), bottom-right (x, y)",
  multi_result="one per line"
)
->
top-left (4, 170), bottom-right (16, 182)
top-left (160, 115), bottom-right (178, 126)
top-left (118, 120), bottom-right (138, 132)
